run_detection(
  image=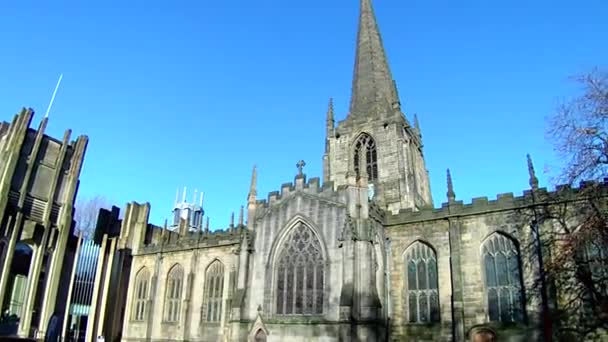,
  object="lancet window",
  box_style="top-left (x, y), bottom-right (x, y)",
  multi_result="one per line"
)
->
top-left (353, 133), bottom-right (378, 181)
top-left (275, 223), bottom-right (325, 315)
top-left (203, 260), bottom-right (224, 322)
top-left (133, 267), bottom-right (150, 321)
top-left (482, 233), bottom-right (524, 322)
top-left (405, 241), bottom-right (440, 323)
top-left (164, 264), bottom-right (184, 322)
